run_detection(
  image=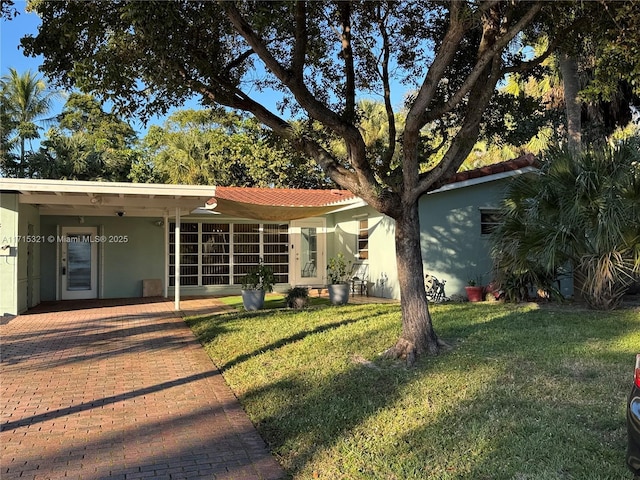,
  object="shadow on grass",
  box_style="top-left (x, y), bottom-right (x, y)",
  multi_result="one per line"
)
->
top-left (219, 303), bottom-right (638, 478)
top-left (187, 303), bottom-right (385, 372)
